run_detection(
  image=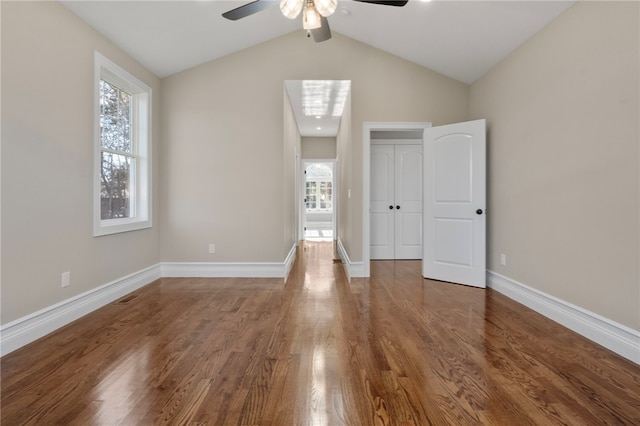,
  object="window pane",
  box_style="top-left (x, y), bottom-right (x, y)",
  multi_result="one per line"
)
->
top-left (320, 182), bottom-right (332, 209)
top-left (100, 79), bottom-right (132, 153)
top-left (306, 163), bottom-right (332, 179)
top-left (305, 182), bottom-right (317, 209)
top-left (101, 152), bottom-right (131, 219)
top-left (307, 195), bottom-right (317, 209)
